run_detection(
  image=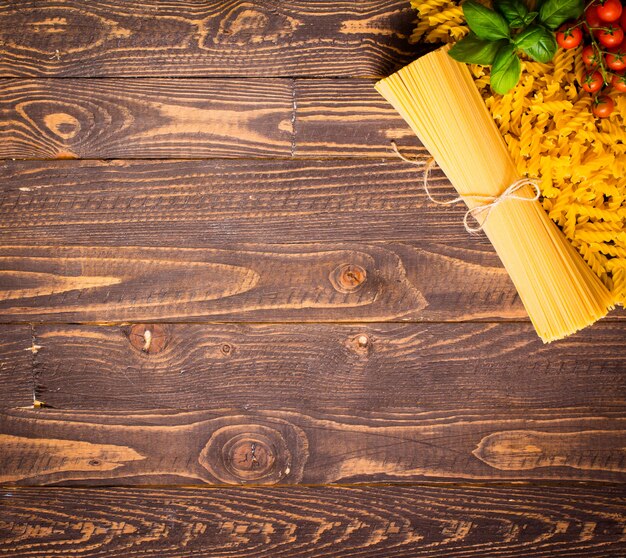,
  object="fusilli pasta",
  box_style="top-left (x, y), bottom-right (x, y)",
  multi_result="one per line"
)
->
top-left (411, 0), bottom-right (626, 303)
